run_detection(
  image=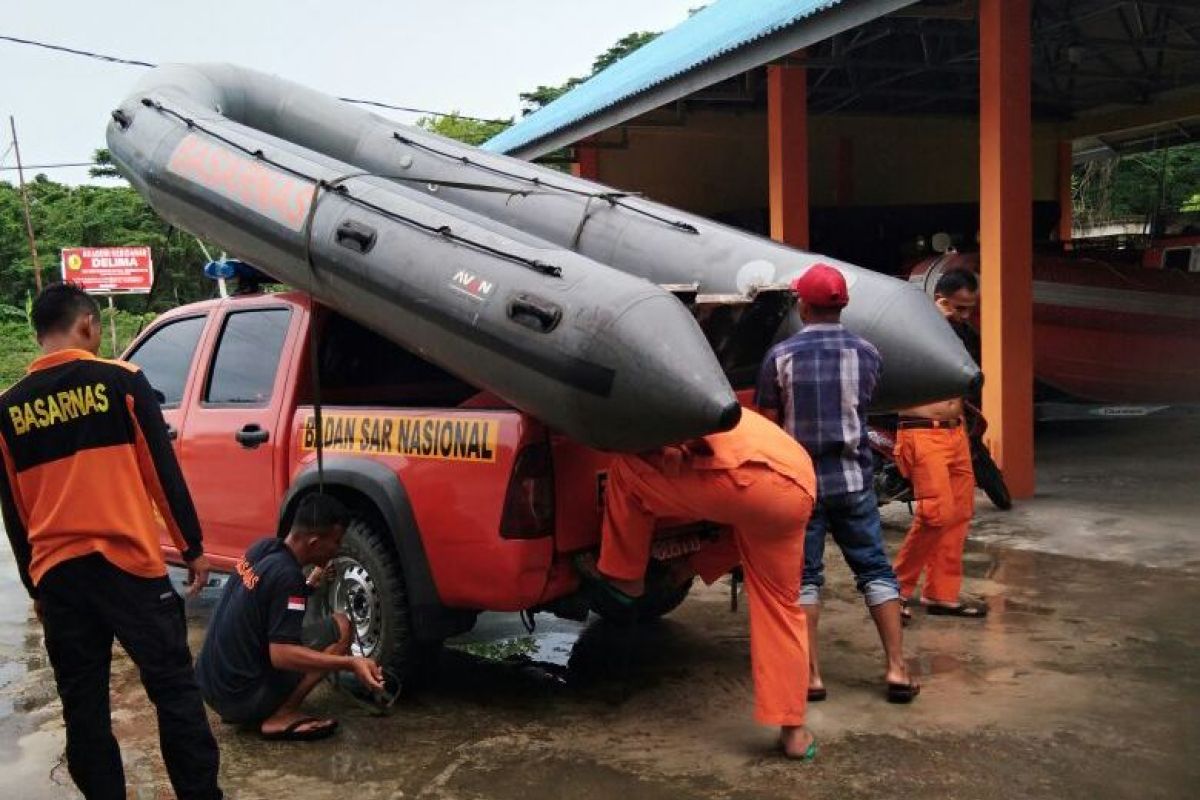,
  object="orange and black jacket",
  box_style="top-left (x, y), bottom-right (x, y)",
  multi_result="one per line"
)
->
top-left (0, 349), bottom-right (203, 598)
